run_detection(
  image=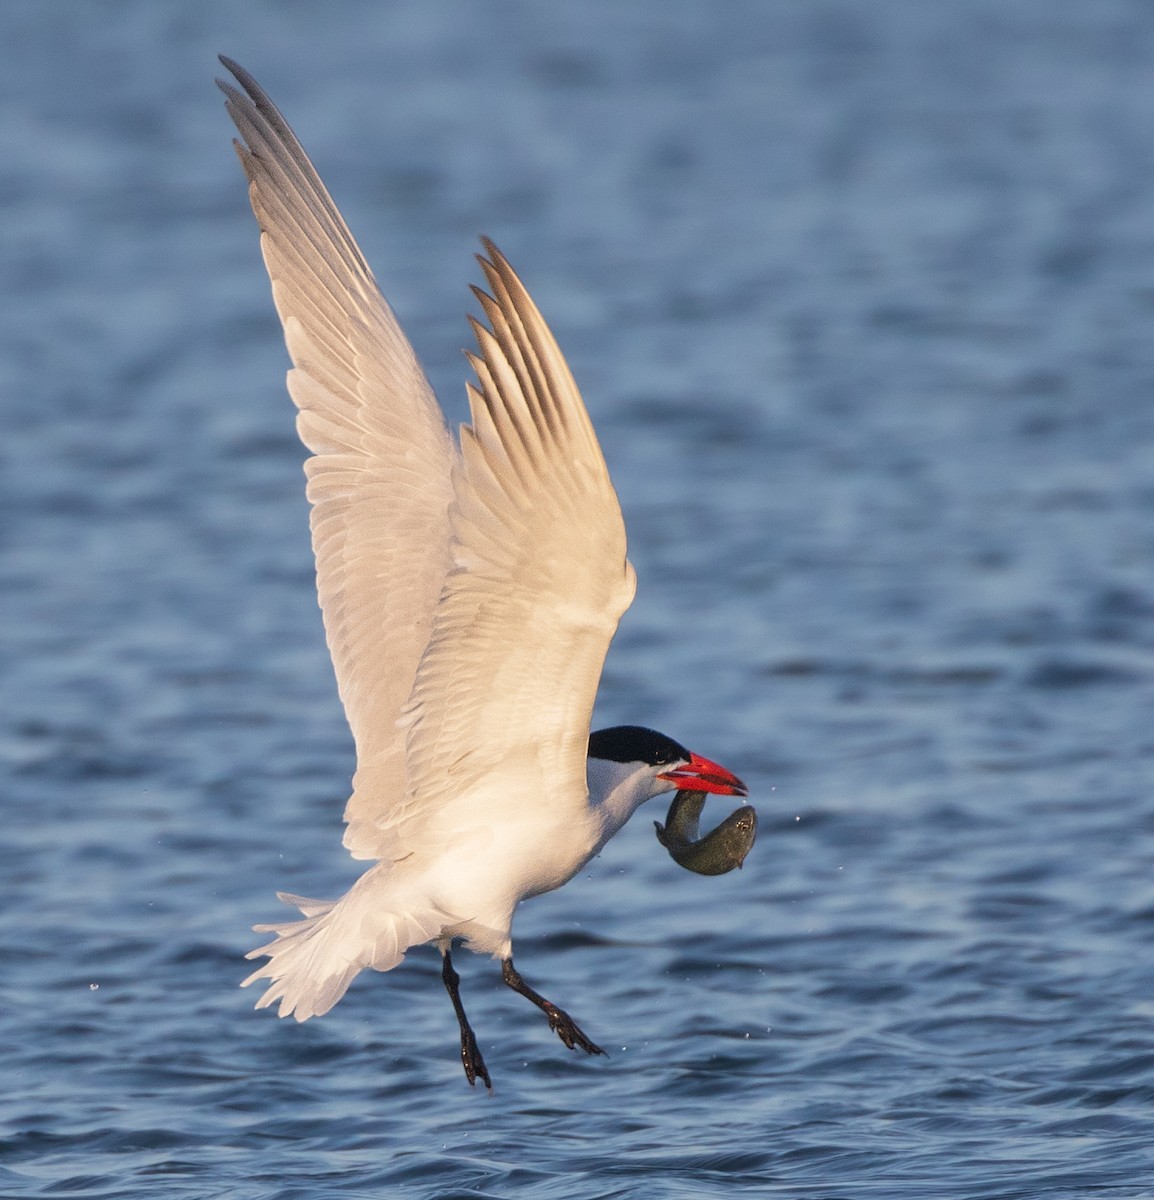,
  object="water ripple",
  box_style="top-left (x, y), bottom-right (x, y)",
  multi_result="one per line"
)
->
top-left (5, 2), bottom-right (1154, 1197)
